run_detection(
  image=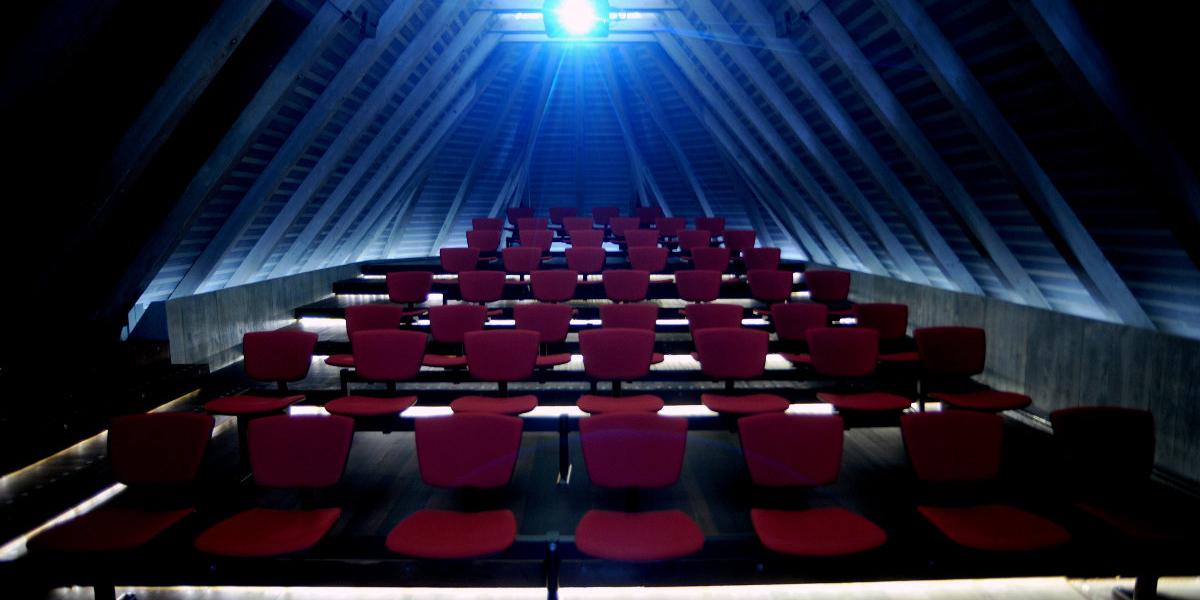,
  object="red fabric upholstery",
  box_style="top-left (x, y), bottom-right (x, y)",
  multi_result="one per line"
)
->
top-left (1050, 407), bottom-right (1155, 492)
top-left (580, 328), bottom-right (656, 380)
top-left (635, 206), bottom-right (663, 226)
top-left (748, 269), bottom-right (794, 304)
top-left (466, 229), bottom-right (502, 252)
top-left (804, 270), bottom-right (851, 303)
top-left (521, 228), bottom-right (554, 253)
top-left (694, 328), bottom-right (769, 379)
top-left (701, 393), bottom-right (789, 415)
top-left (901, 412), bottom-right (1003, 483)
top-left (738, 413), bottom-right (844, 487)
top-left (677, 229), bottom-right (711, 253)
top-left (513, 302), bottom-right (573, 343)
top-left (1073, 502), bottom-right (1185, 542)
top-left (566, 247), bottom-right (607, 274)
top-left (684, 303), bottom-right (743, 334)
top-left (651, 352), bottom-right (665, 364)
top-left (575, 509), bottom-right (703, 561)
top-left (549, 206), bottom-right (577, 225)
top-left (751, 507), bottom-right (886, 556)
top-left (345, 304), bottom-right (407, 336)
top-left (449, 394), bottom-right (538, 415)
top-left (915, 326), bottom-right (986, 377)
top-left (506, 207), bottom-right (534, 224)
top-left (109, 413), bottom-right (213, 485)
top-left (818, 392), bottom-right (912, 412)
top-left (351, 330), bottom-right (426, 382)
top-left (517, 217), bottom-right (549, 230)
top-left (472, 217), bottom-right (503, 230)
top-left (624, 229), bottom-right (660, 249)
top-left (603, 269), bottom-right (651, 302)
top-left (627, 246), bottom-right (669, 273)
top-left (324, 394), bottom-right (416, 417)
top-left (194, 507), bottom-right (341, 557)
top-left (415, 413), bottom-right (523, 487)
top-left (203, 394), bottom-right (303, 415)
top-left (772, 302), bottom-right (828, 342)
top-left (917, 504), bottom-right (1070, 551)
top-left (743, 247), bottom-right (782, 271)
top-left (929, 390), bottom-right (1031, 412)
top-left (690, 247), bottom-right (731, 272)
top-left (724, 229), bottom-right (756, 254)
top-left (592, 206), bottom-right (620, 226)
top-left (807, 328), bottom-right (879, 377)
top-left (428, 304), bottom-right (488, 342)
top-left (464, 330), bottom-right (540, 382)
top-left (569, 229), bottom-right (604, 247)
top-left (580, 413), bottom-right (688, 488)
top-left (577, 394), bottom-right (665, 414)
top-left (675, 269), bottom-right (722, 302)
top-left (384, 271), bottom-right (433, 305)
top-left (879, 351), bottom-right (919, 363)
top-left (780, 352), bottom-right (811, 365)
top-left (610, 216), bottom-right (641, 238)
top-left (248, 414), bottom-right (354, 488)
top-left (695, 217), bottom-right (726, 238)
top-left (502, 246), bottom-right (543, 275)
top-left (439, 247), bottom-right (480, 274)
top-left (563, 216), bottom-right (593, 232)
top-left (242, 330), bottom-right (317, 382)
top-left (536, 353), bottom-right (572, 368)
top-left (531, 269), bottom-right (578, 302)
top-left (422, 354), bottom-right (467, 368)
top-left (654, 217), bottom-right (686, 237)
top-left (599, 302), bottom-right (658, 330)
top-left (387, 509), bottom-right (516, 558)
top-left (854, 303), bottom-right (908, 341)
top-left (458, 270), bottom-right (507, 303)
top-left (324, 354), bottom-right (355, 368)
top-left (30, 506), bottom-right (195, 553)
